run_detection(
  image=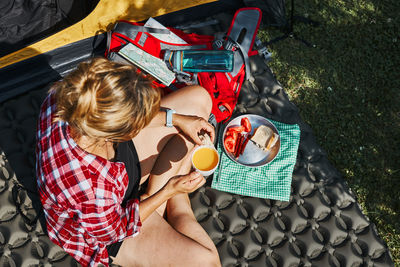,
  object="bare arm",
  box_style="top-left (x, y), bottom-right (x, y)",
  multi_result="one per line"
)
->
top-left (144, 110), bottom-right (215, 145)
